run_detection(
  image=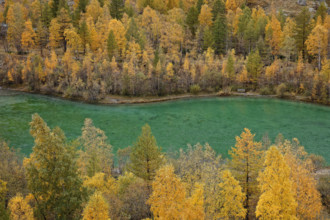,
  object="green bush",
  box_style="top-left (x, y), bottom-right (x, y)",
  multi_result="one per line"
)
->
top-left (190, 84), bottom-right (201, 95)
